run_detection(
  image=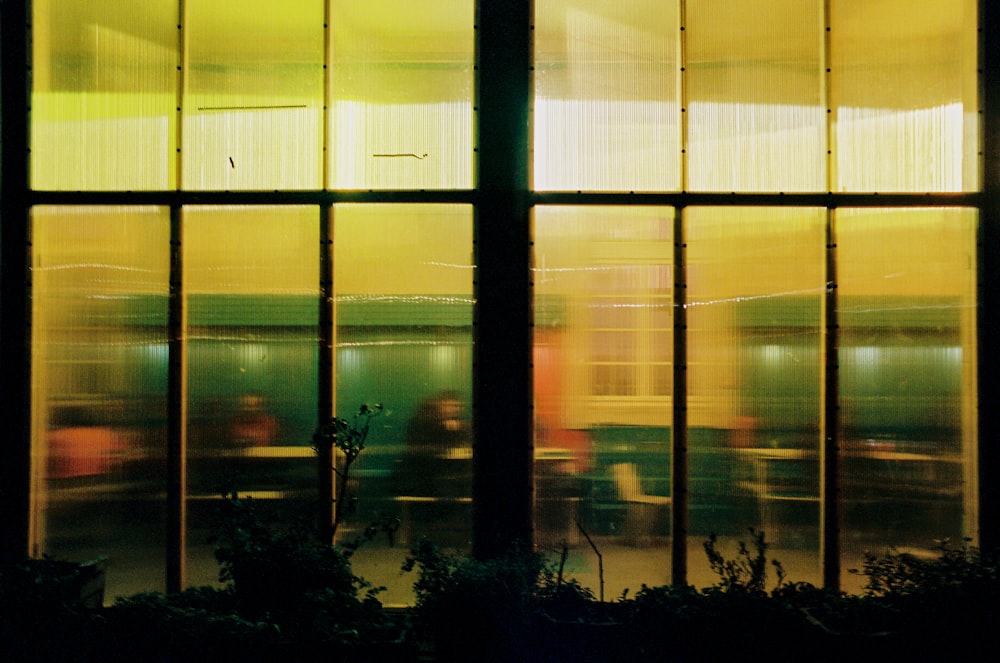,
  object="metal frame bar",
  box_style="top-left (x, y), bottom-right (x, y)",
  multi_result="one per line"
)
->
top-left (472, 0), bottom-right (535, 557)
top-left (0, 0), bottom-right (33, 564)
